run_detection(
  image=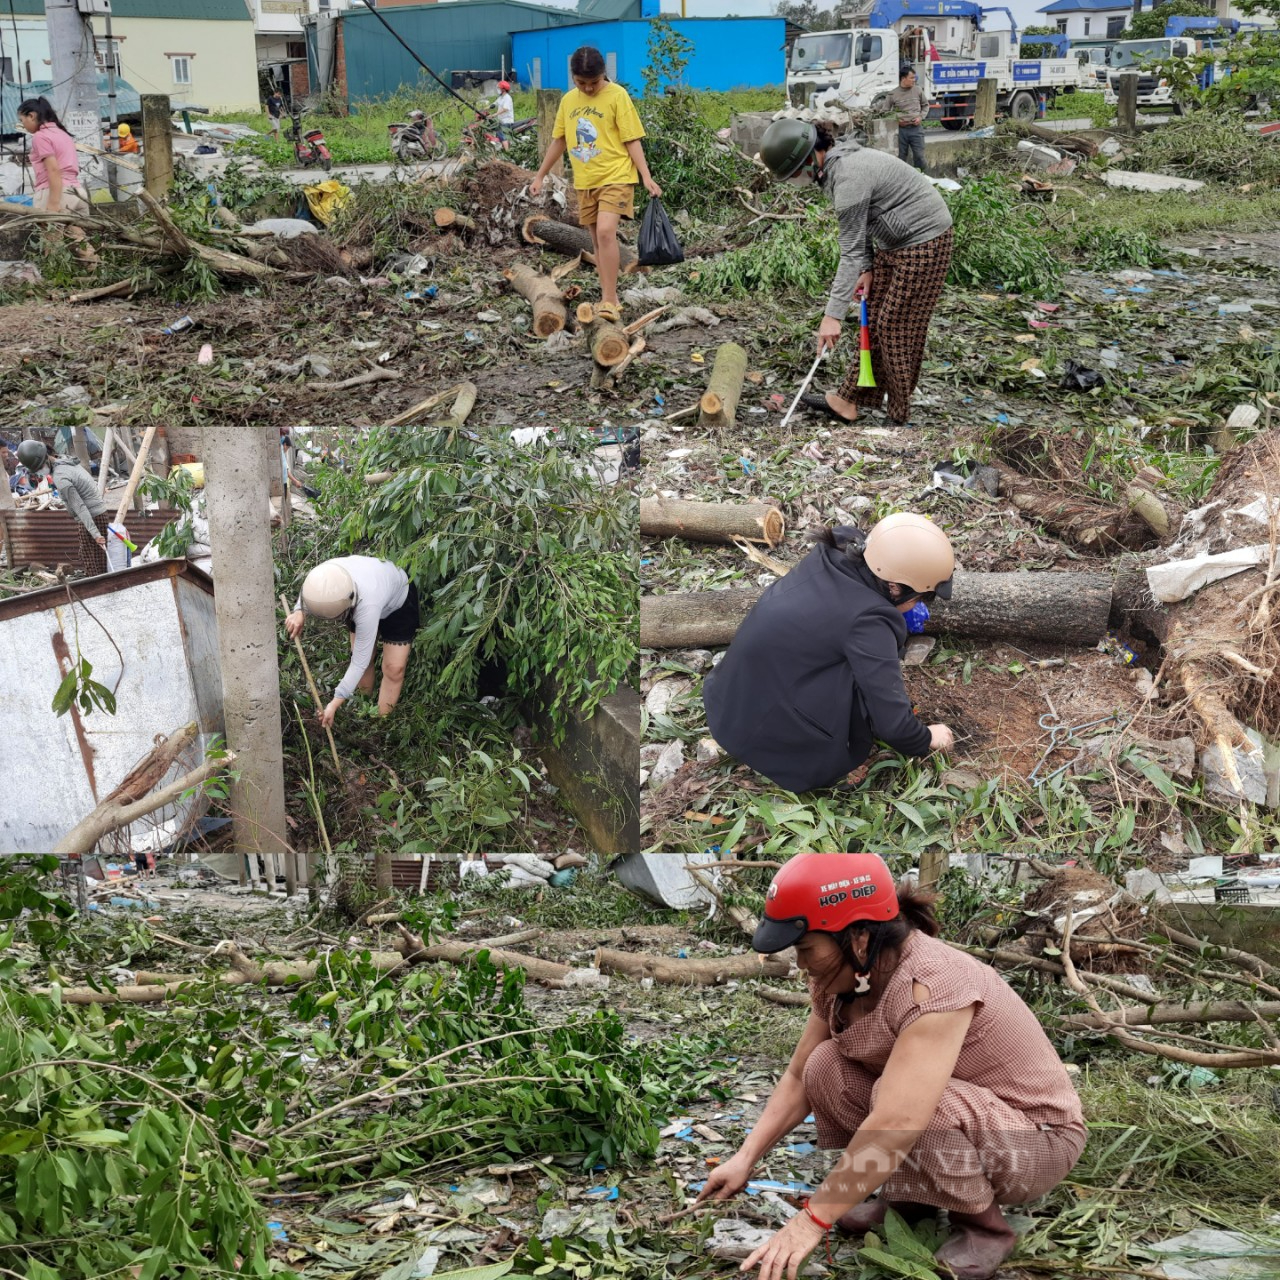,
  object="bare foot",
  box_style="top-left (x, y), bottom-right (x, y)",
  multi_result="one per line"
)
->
top-left (827, 392), bottom-right (859, 421)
